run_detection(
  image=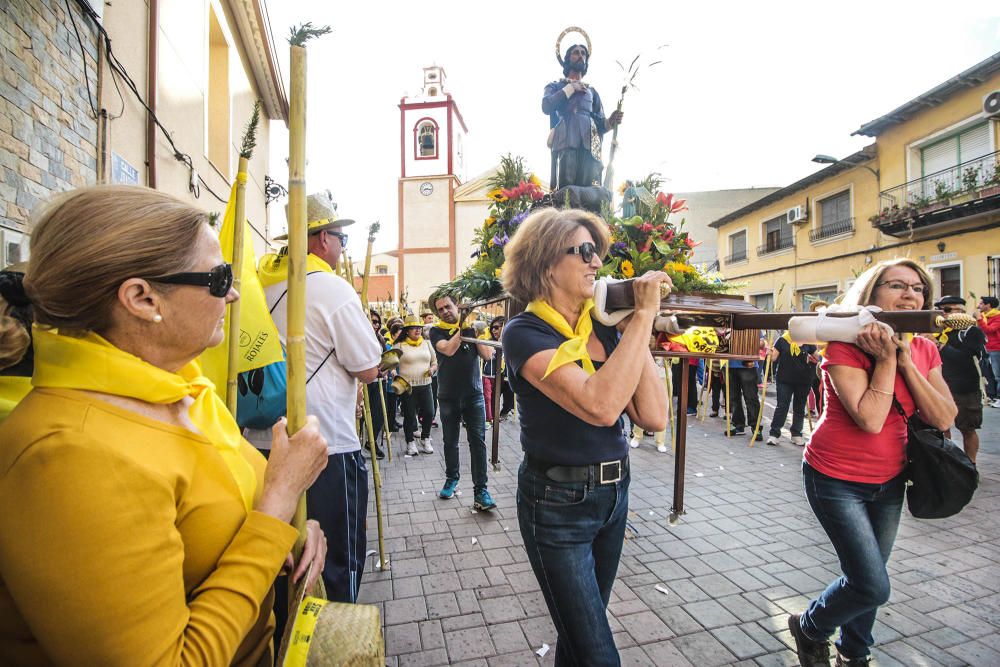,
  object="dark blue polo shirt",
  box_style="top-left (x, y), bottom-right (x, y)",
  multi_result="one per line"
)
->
top-left (502, 312), bottom-right (627, 465)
